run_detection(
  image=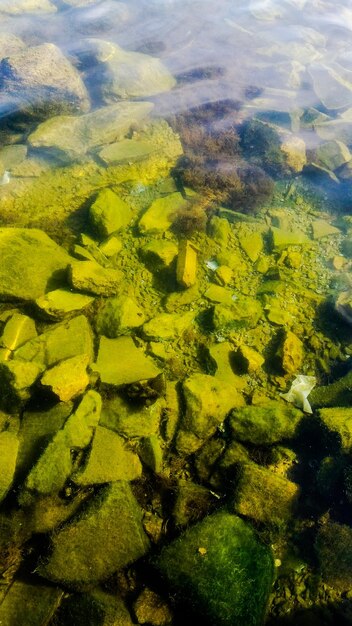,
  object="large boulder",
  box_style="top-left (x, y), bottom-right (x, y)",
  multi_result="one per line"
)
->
top-left (0, 228), bottom-right (71, 302)
top-left (0, 43), bottom-right (89, 122)
top-left (40, 481), bottom-right (150, 586)
top-left (155, 510), bottom-right (274, 626)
